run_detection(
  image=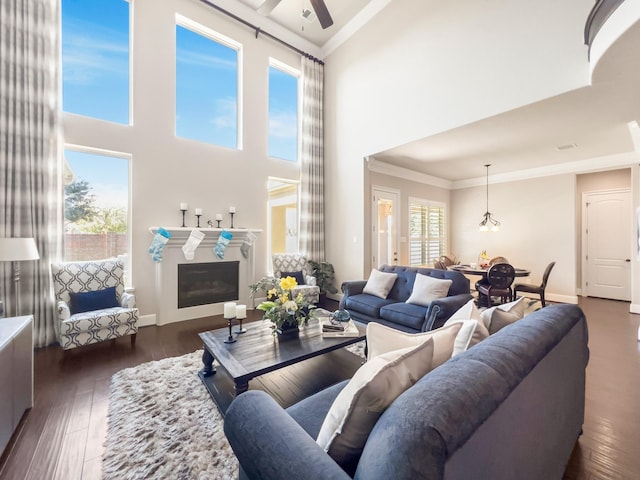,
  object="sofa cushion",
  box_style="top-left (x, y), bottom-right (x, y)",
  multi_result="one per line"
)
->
top-left (343, 294), bottom-right (397, 318)
top-left (480, 297), bottom-right (526, 334)
top-left (316, 337), bottom-right (435, 470)
top-left (444, 299), bottom-right (490, 354)
top-left (281, 270), bottom-right (305, 286)
top-left (406, 273), bottom-right (452, 307)
top-left (363, 269), bottom-right (398, 299)
top-left (379, 302), bottom-right (429, 331)
top-left (366, 321), bottom-right (462, 367)
top-left (69, 286), bottom-right (119, 315)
